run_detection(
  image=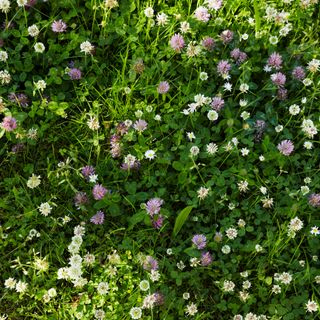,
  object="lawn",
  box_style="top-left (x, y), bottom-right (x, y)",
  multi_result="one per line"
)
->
top-left (0, 0), bottom-right (319, 319)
